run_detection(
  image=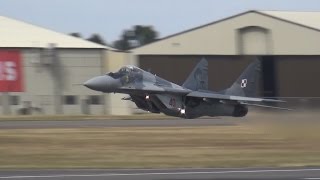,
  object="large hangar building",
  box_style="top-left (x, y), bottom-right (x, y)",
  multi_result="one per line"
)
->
top-left (0, 16), bottom-right (133, 115)
top-left (4, 10), bottom-right (318, 115)
top-left (132, 10), bottom-right (320, 107)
